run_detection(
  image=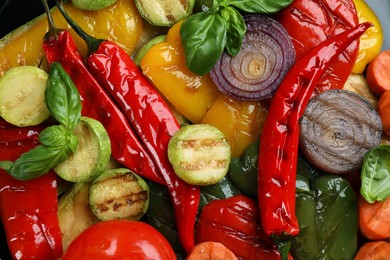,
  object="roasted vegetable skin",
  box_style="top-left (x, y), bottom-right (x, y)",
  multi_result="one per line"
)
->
top-left (291, 174), bottom-right (358, 260)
